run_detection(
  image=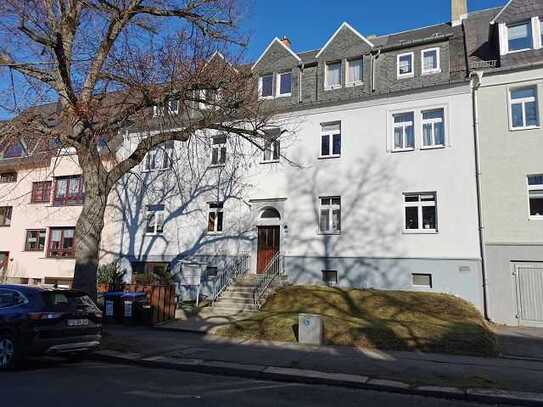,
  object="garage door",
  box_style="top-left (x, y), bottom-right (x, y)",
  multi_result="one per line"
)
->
top-left (515, 263), bottom-right (543, 327)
